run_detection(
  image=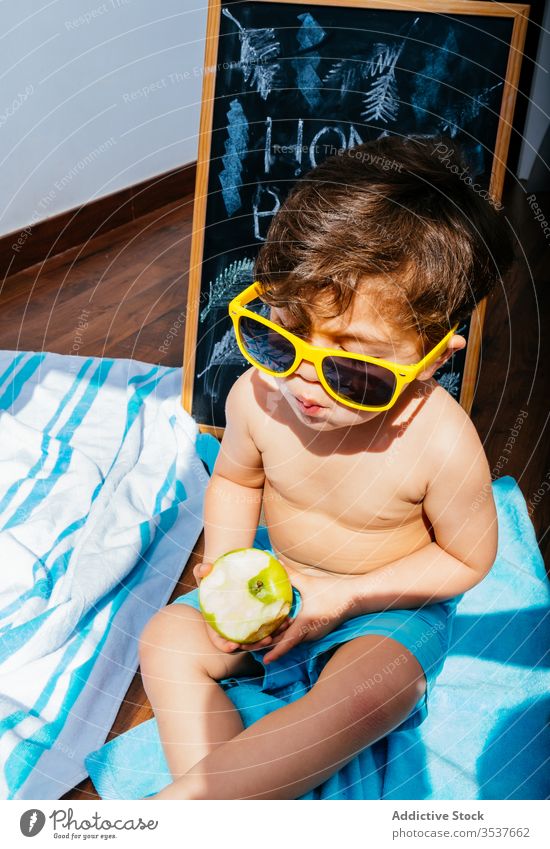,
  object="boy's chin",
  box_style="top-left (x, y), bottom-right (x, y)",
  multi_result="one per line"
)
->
top-left (296, 406), bottom-right (382, 430)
